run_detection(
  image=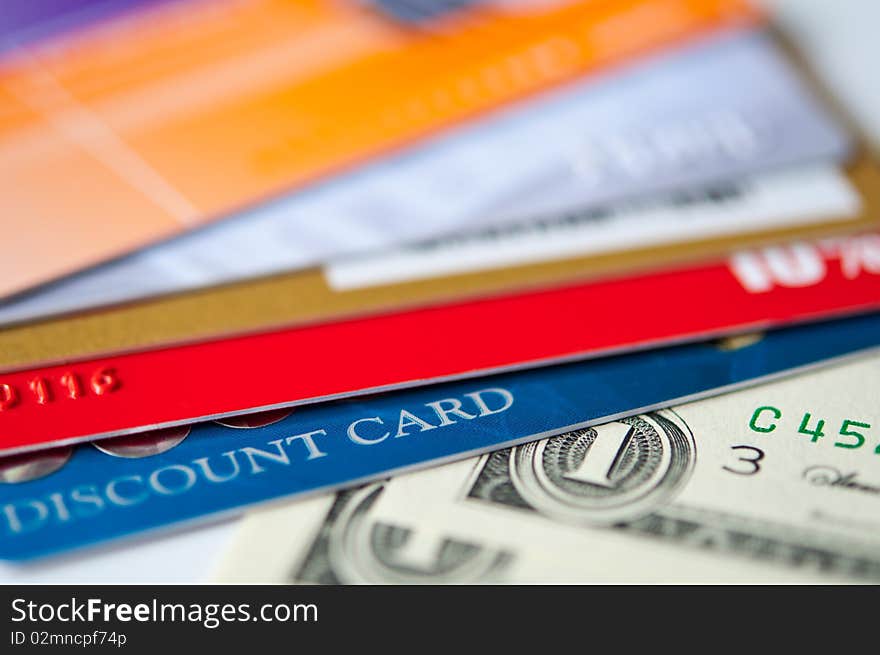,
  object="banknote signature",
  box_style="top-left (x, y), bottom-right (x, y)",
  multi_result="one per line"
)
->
top-left (803, 465), bottom-right (880, 497)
